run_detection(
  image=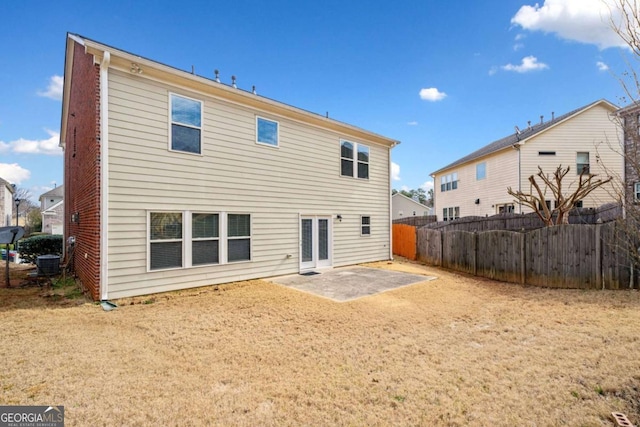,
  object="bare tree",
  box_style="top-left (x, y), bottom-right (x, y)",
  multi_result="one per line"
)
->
top-left (507, 165), bottom-right (613, 226)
